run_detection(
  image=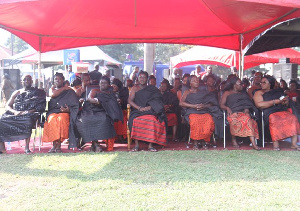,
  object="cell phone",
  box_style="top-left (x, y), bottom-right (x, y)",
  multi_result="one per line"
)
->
top-left (279, 96), bottom-right (285, 101)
